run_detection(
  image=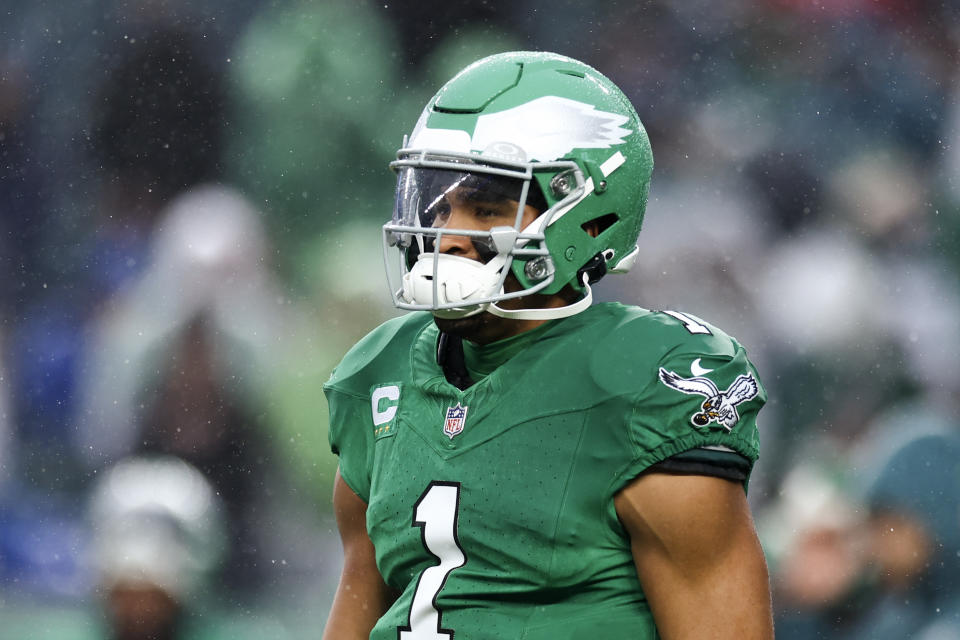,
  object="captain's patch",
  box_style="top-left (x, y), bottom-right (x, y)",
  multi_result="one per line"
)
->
top-left (371, 384), bottom-right (400, 440)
